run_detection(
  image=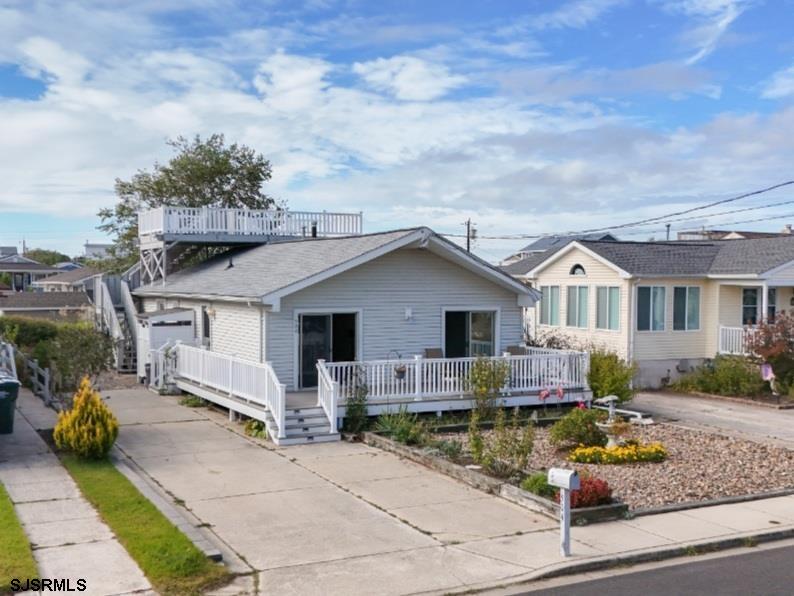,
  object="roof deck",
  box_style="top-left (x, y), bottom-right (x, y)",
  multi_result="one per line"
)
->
top-left (138, 206), bottom-right (363, 245)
